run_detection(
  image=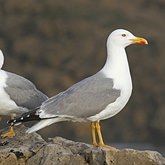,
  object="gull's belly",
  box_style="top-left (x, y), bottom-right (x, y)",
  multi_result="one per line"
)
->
top-left (88, 87), bottom-right (132, 121)
top-left (0, 71), bottom-right (18, 115)
top-left (100, 89), bottom-right (132, 120)
top-left (0, 86), bottom-right (18, 115)
top-left (88, 72), bottom-right (132, 121)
